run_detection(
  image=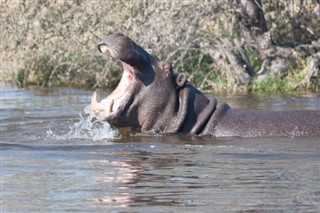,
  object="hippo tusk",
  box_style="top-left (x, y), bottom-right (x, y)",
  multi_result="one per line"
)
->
top-left (91, 91), bottom-right (106, 112)
top-left (91, 91), bottom-right (98, 105)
